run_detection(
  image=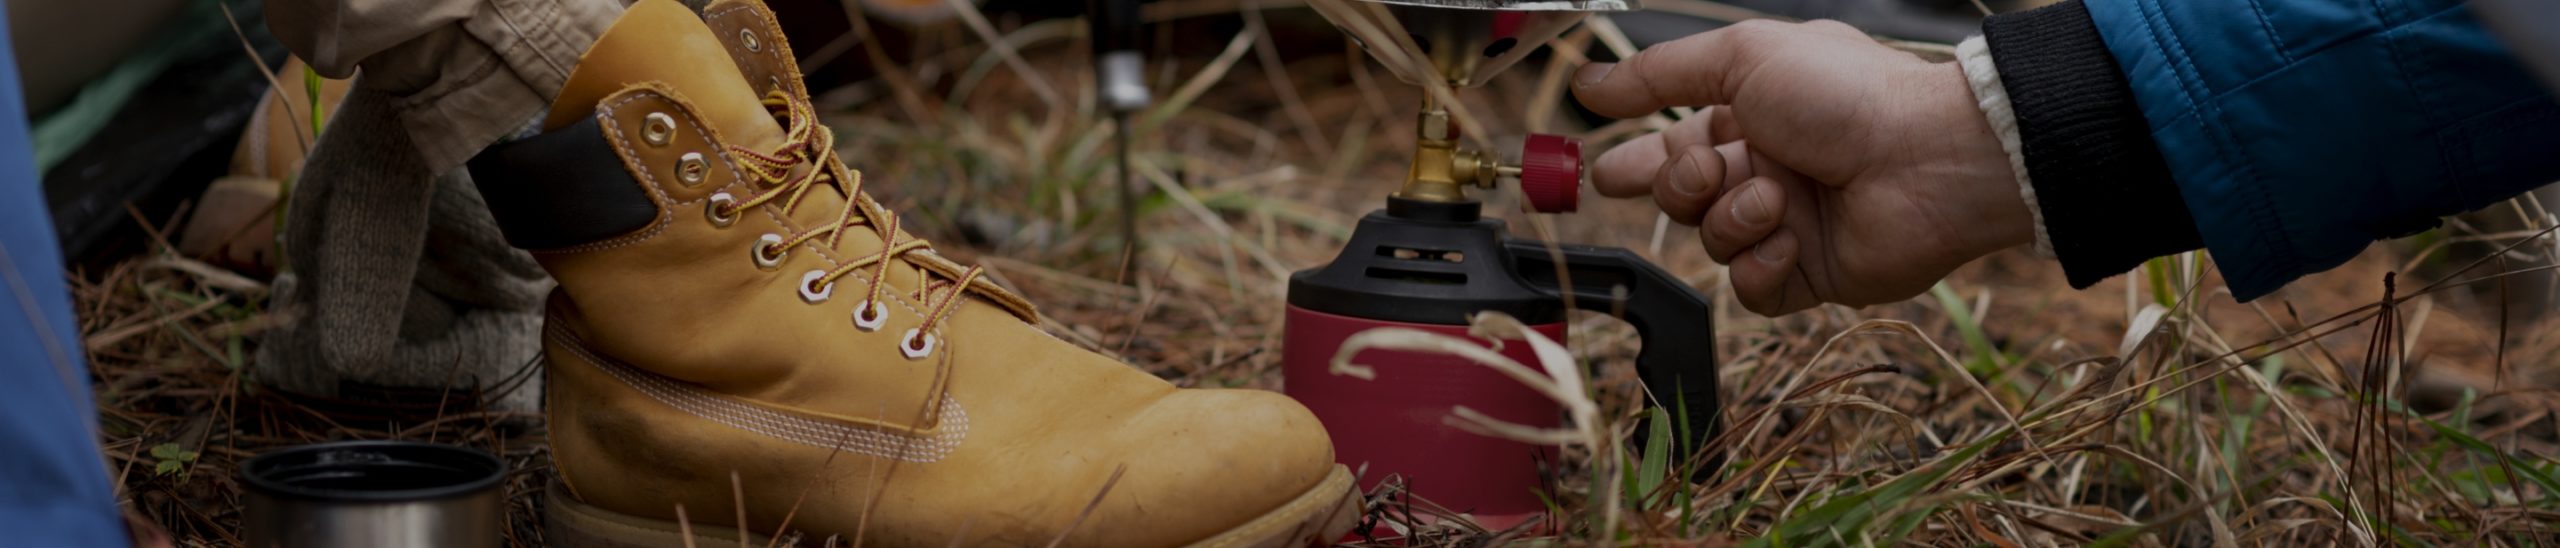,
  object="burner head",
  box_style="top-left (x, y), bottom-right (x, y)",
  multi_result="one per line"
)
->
top-left (1310, 0), bottom-right (1635, 88)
